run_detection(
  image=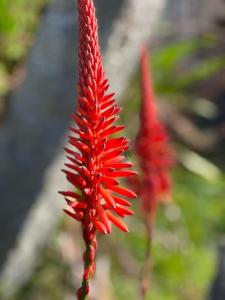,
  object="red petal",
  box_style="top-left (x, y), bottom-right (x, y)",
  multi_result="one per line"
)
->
top-left (98, 167), bottom-right (115, 174)
top-left (101, 125), bottom-right (125, 138)
top-left (100, 187), bottom-right (116, 208)
top-left (68, 126), bottom-right (77, 134)
top-left (114, 206), bottom-right (134, 217)
top-left (72, 113), bottom-right (91, 132)
top-left (106, 184), bottom-right (137, 199)
top-left (69, 138), bottom-right (90, 154)
top-left (62, 170), bottom-right (86, 189)
top-left (66, 156), bottom-right (82, 166)
top-left (65, 163), bottom-right (80, 173)
top-left (109, 170), bottom-right (137, 178)
top-left (100, 176), bottom-right (119, 186)
top-left (80, 166), bottom-right (91, 178)
top-left (95, 116), bottom-right (105, 131)
top-left (86, 86), bottom-right (95, 102)
top-left (105, 137), bottom-right (128, 149)
top-left (66, 164), bottom-right (90, 179)
top-left (58, 191), bottom-right (82, 201)
top-left (105, 211), bottom-right (129, 232)
top-left (101, 93), bottom-right (115, 103)
top-left (95, 143), bottom-right (106, 156)
top-left (114, 106), bottom-right (122, 115)
top-left (113, 196), bottom-right (132, 207)
top-left (101, 116), bottom-right (119, 130)
top-left (64, 147), bottom-right (75, 156)
top-left (78, 96), bottom-right (89, 108)
top-left (100, 99), bottom-right (115, 110)
top-left (67, 200), bottom-right (87, 209)
top-left (104, 156), bottom-right (125, 164)
top-left (65, 198), bottom-right (73, 206)
top-left (101, 106), bottom-right (116, 118)
top-left (69, 126), bottom-right (89, 139)
top-left (102, 149), bottom-right (124, 161)
top-left (96, 206), bottom-right (111, 233)
top-left (73, 153), bottom-right (85, 163)
top-left (92, 218), bottom-right (107, 234)
top-left (104, 162), bottom-right (133, 169)
top-left (63, 209), bottom-right (83, 221)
